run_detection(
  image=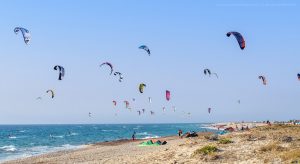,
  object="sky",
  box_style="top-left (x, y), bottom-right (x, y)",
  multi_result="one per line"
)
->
top-left (0, 0), bottom-right (299, 124)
